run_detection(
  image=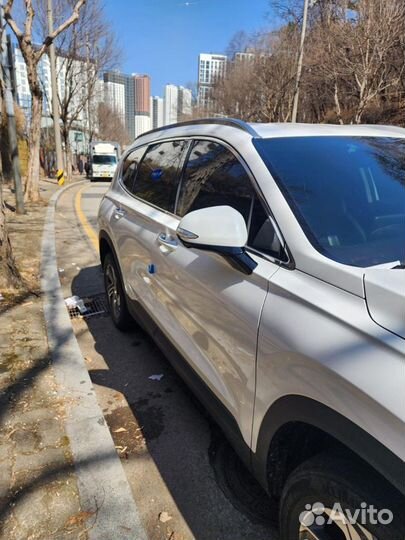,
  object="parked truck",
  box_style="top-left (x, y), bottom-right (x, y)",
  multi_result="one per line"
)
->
top-left (89, 141), bottom-right (120, 181)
